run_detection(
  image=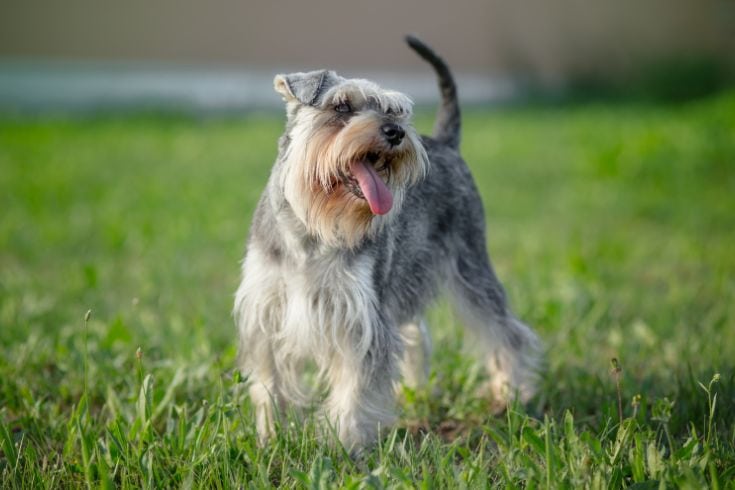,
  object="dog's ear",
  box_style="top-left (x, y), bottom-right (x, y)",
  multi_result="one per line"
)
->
top-left (274, 70), bottom-right (338, 106)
